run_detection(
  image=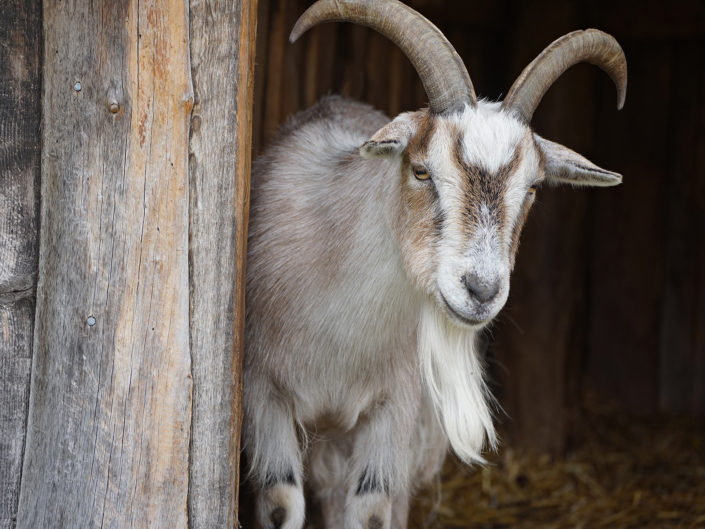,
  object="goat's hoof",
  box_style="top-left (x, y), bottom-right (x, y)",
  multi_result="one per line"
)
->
top-left (257, 483), bottom-right (305, 529)
top-left (270, 507), bottom-right (287, 528)
top-left (345, 492), bottom-right (391, 529)
top-left (367, 515), bottom-right (384, 529)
